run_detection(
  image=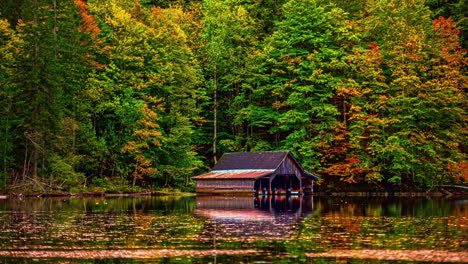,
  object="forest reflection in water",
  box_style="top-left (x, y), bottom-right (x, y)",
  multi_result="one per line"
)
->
top-left (0, 195), bottom-right (466, 263)
top-left (194, 195), bottom-right (313, 241)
